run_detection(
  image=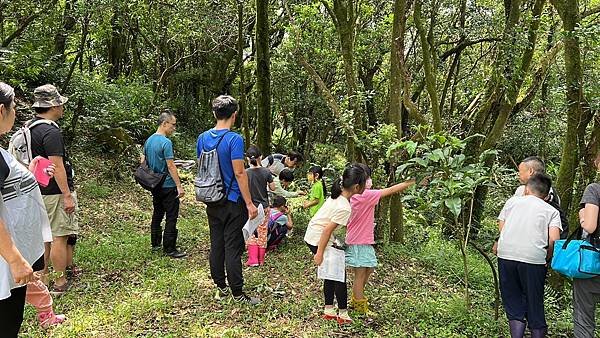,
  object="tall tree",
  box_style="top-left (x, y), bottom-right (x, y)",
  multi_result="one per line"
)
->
top-left (322, 0), bottom-right (360, 161)
top-left (551, 0), bottom-right (585, 214)
top-left (256, 0), bottom-right (272, 153)
top-left (387, 0), bottom-right (409, 243)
